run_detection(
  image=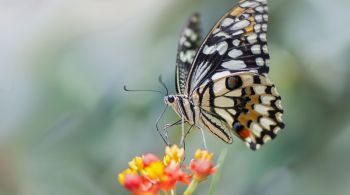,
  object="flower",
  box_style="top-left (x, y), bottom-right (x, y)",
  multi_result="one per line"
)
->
top-left (128, 156), bottom-right (144, 171)
top-left (163, 145), bottom-right (185, 165)
top-left (189, 149), bottom-right (216, 181)
top-left (194, 149), bottom-right (213, 161)
top-left (119, 169), bottom-right (156, 195)
top-left (118, 146), bottom-right (217, 195)
top-left (143, 153), bottom-right (160, 167)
